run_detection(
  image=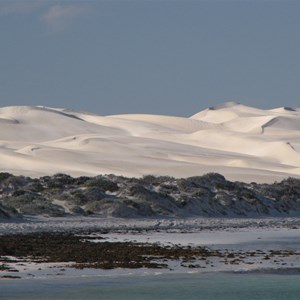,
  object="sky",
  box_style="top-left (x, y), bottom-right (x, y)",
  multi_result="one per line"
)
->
top-left (0, 0), bottom-right (300, 116)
